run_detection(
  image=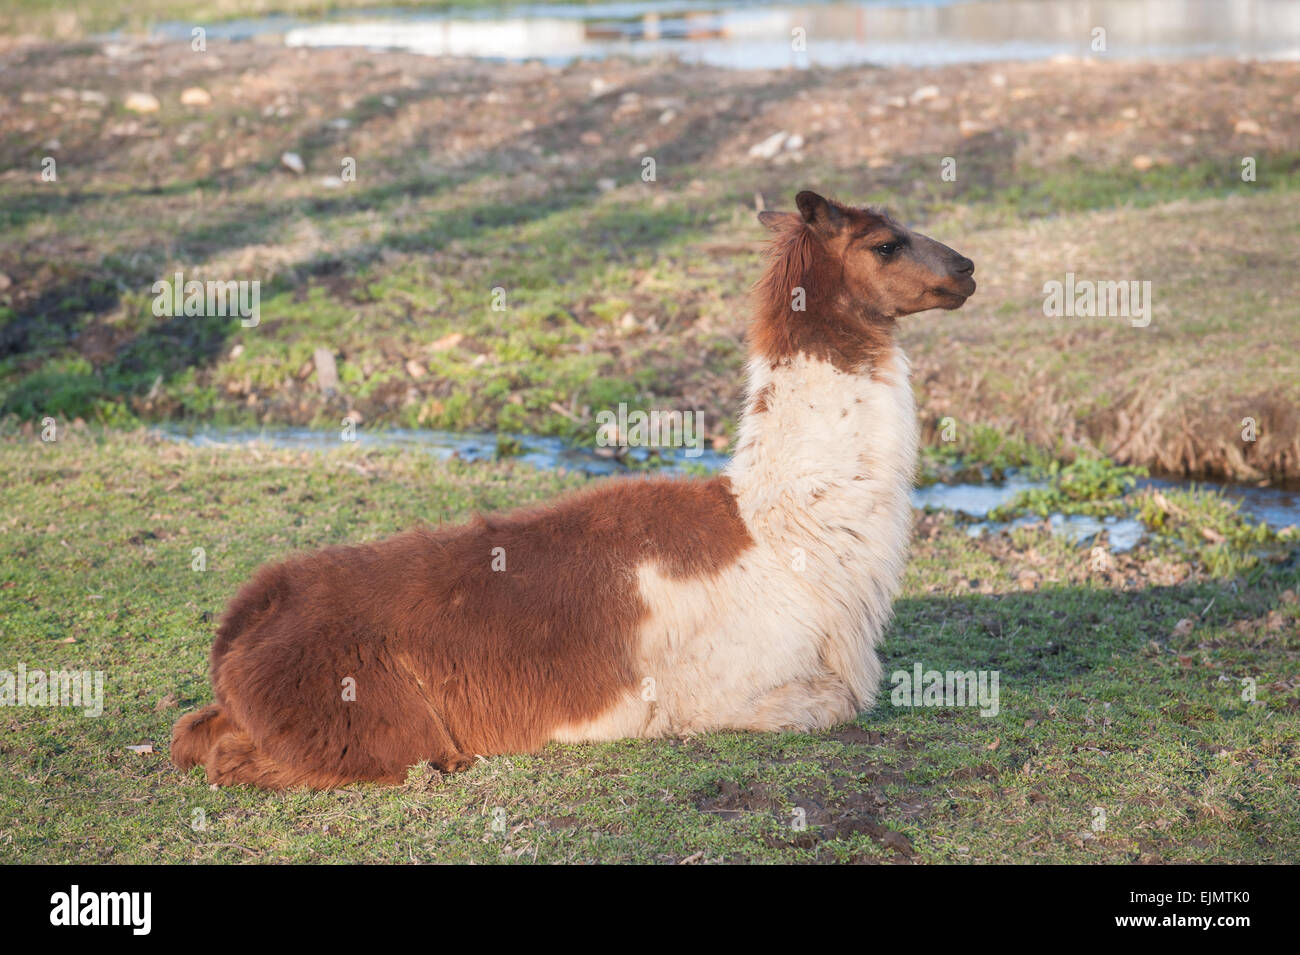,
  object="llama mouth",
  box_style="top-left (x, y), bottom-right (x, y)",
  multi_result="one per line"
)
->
top-left (932, 282), bottom-right (975, 307)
